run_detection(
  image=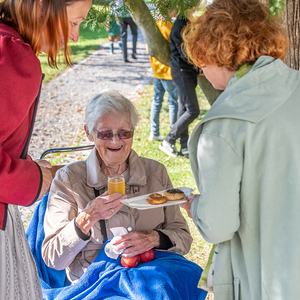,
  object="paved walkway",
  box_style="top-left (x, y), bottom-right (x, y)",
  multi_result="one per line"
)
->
top-left (29, 29), bottom-right (153, 160)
